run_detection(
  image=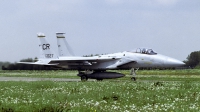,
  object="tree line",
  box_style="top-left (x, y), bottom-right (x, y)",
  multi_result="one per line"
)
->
top-left (184, 51), bottom-right (200, 69)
